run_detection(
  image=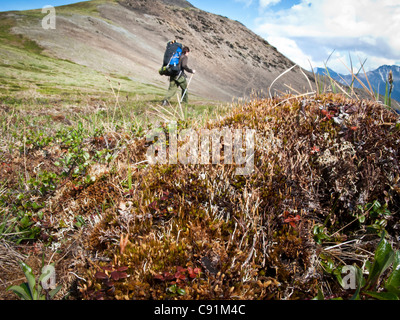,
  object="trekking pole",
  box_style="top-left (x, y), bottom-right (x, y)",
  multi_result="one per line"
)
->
top-left (180, 73), bottom-right (195, 104)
